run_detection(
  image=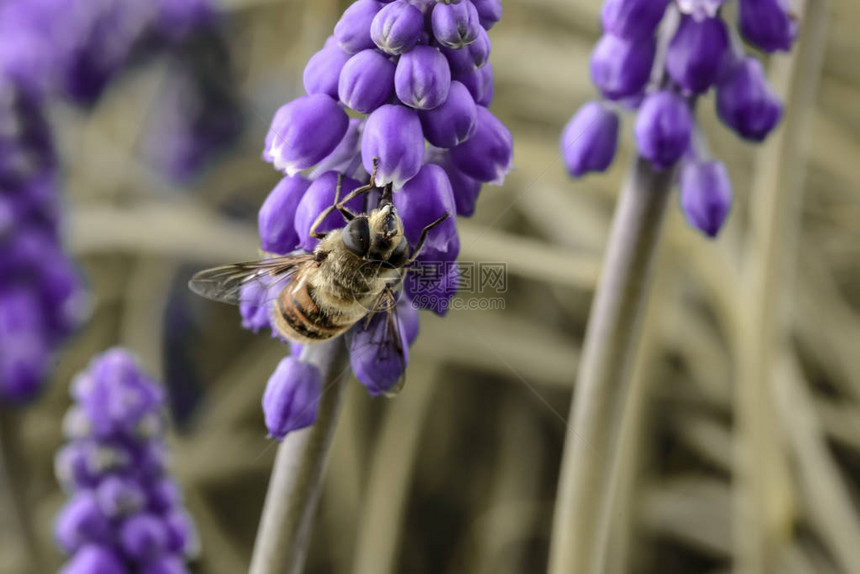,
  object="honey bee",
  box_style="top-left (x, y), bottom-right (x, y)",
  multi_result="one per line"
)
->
top-left (189, 161), bottom-right (448, 388)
